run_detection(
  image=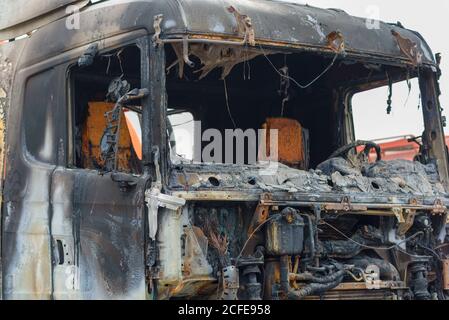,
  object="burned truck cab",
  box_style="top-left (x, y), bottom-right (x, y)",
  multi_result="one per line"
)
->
top-left (1, 0), bottom-right (449, 300)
